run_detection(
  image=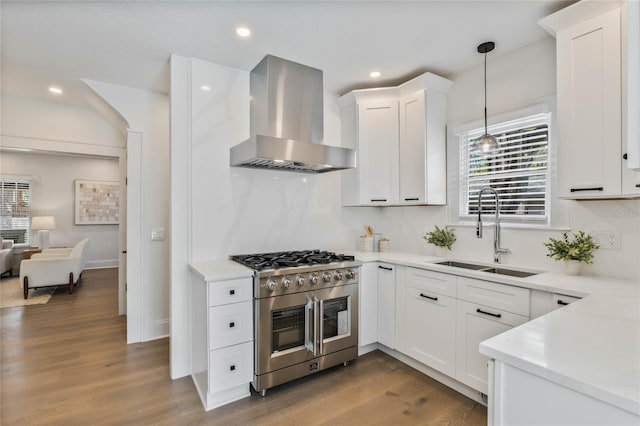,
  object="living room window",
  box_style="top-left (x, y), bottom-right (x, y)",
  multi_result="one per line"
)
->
top-left (0, 178), bottom-right (31, 243)
top-left (459, 112), bottom-right (550, 224)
